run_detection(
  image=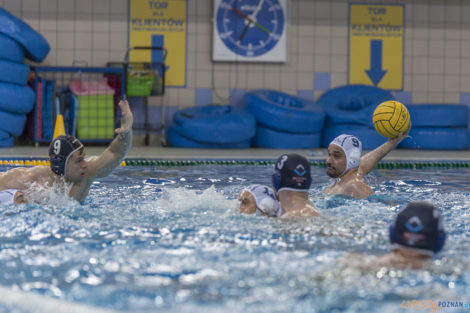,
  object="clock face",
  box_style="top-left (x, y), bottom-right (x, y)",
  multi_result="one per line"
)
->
top-left (213, 0), bottom-right (287, 61)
